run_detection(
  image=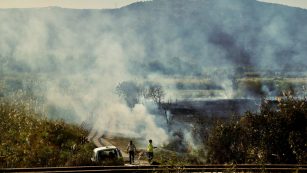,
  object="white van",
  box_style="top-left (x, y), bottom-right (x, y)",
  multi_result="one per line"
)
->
top-left (91, 146), bottom-right (124, 166)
